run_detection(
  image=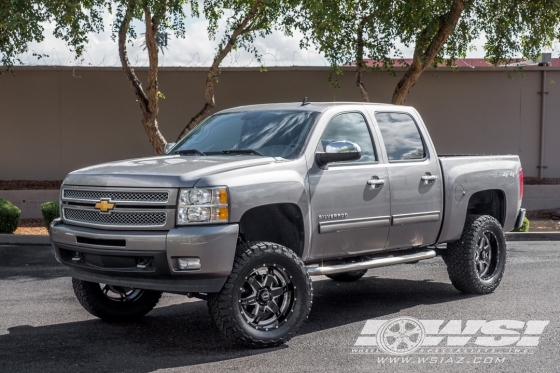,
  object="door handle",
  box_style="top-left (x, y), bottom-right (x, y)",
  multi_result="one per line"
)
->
top-left (367, 179), bottom-right (386, 187)
top-left (421, 175), bottom-right (438, 184)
